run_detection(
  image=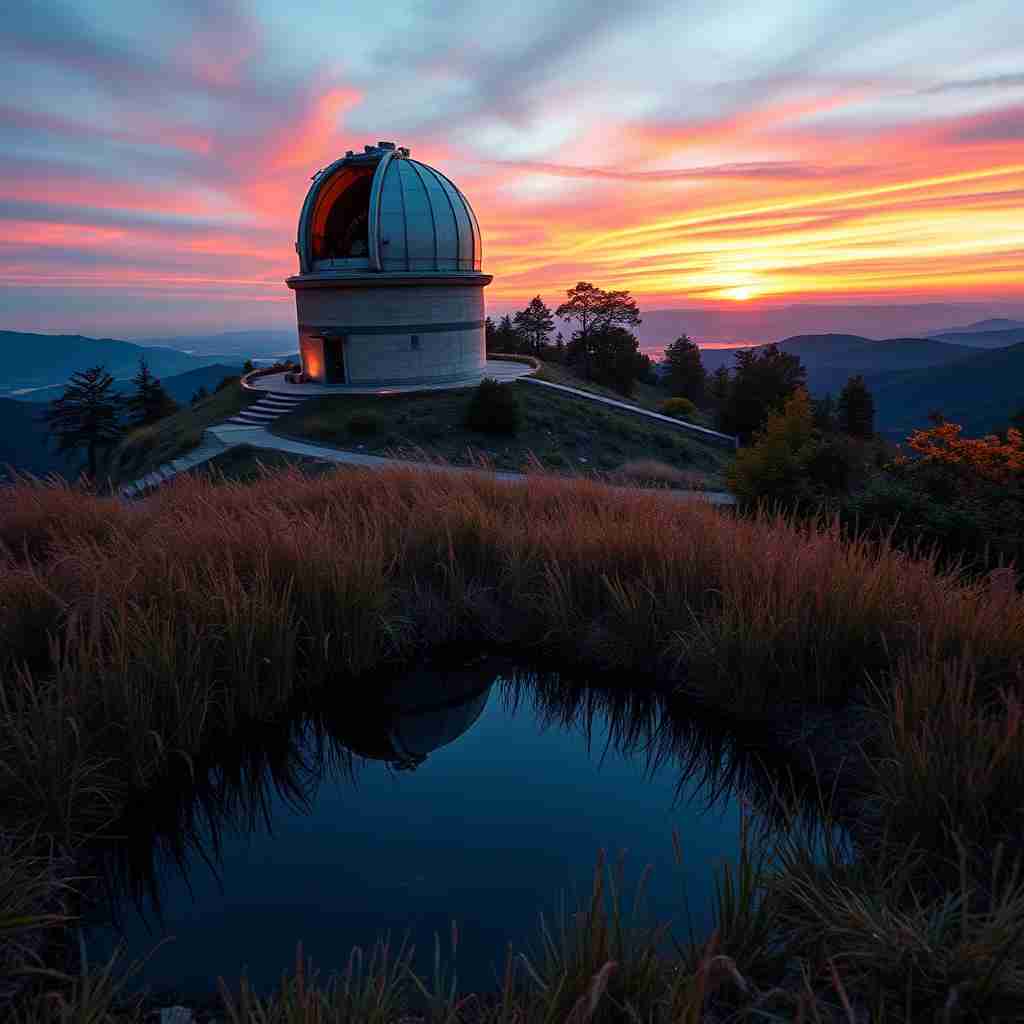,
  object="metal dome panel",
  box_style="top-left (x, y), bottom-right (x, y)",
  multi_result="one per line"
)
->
top-left (296, 143), bottom-right (482, 275)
